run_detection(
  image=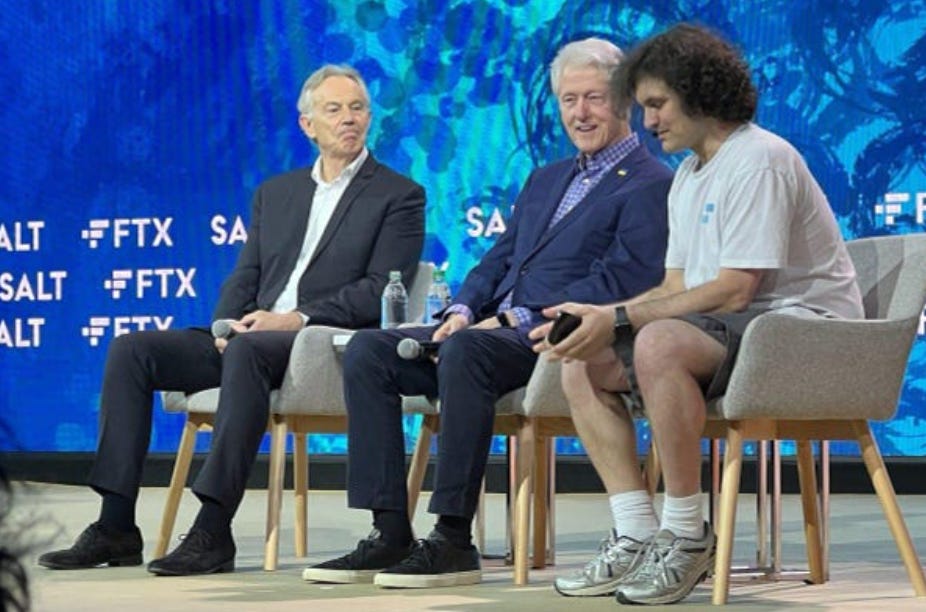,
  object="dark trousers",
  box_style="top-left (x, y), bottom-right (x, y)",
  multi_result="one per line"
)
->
top-left (343, 325), bottom-right (536, 520)
top-left (87, 327), bottom-right (298, 515)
